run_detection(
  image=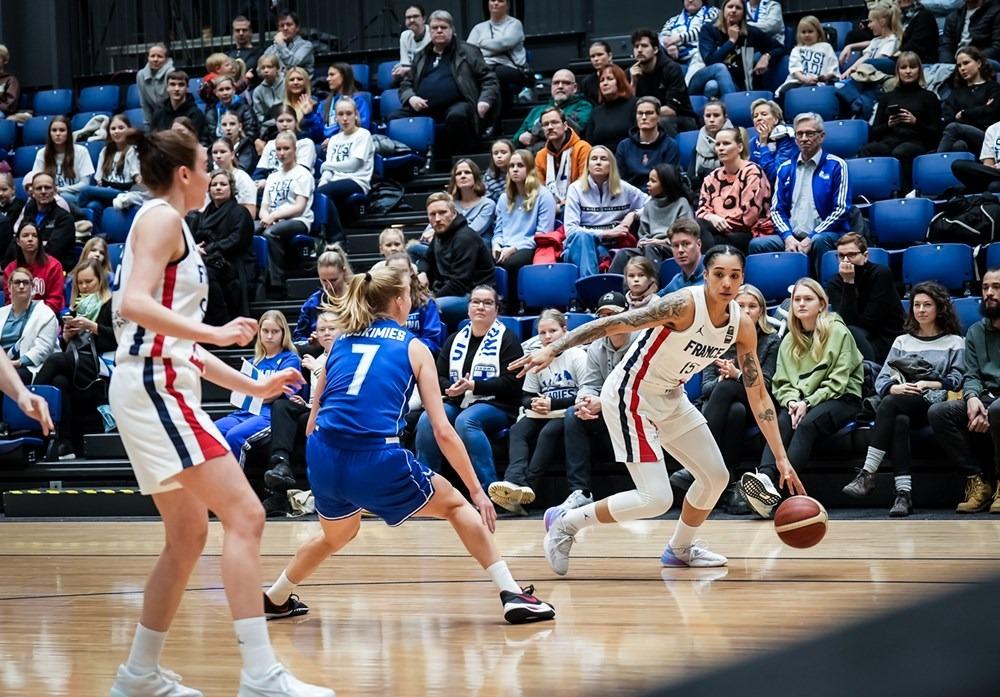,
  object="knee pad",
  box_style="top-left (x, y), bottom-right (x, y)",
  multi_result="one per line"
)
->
top-left (687, 465), bottom-right (729, 510)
